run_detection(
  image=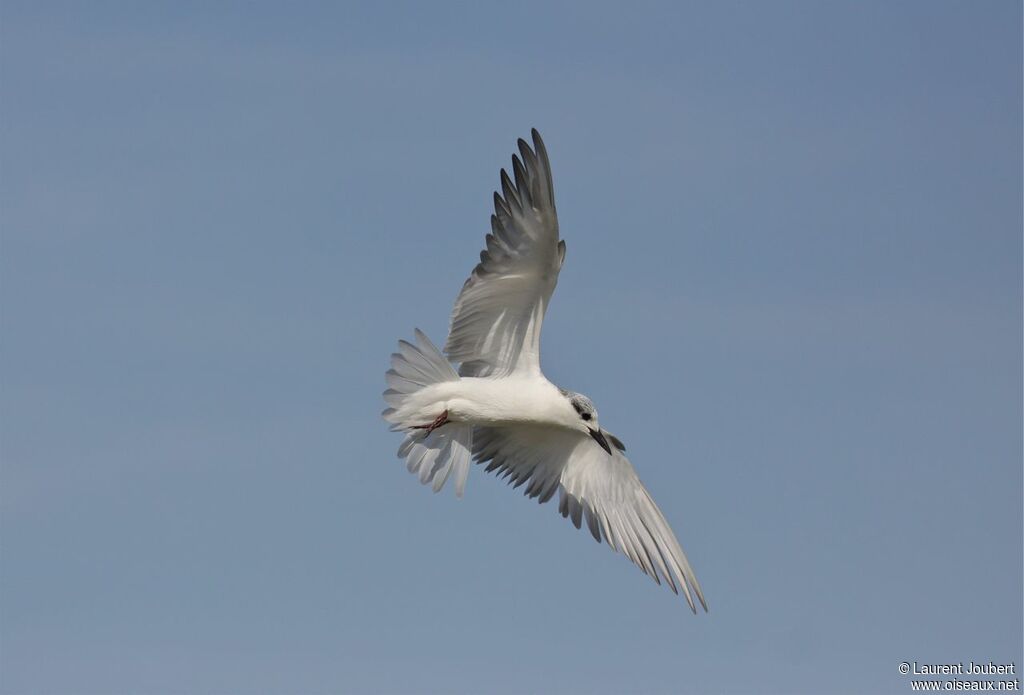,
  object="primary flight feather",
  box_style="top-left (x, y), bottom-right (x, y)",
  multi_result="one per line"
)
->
top-left (382, 130), bottom-right (707, 612)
